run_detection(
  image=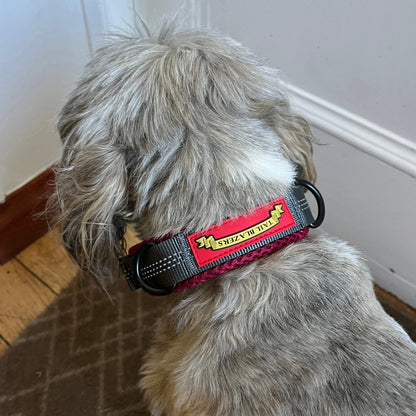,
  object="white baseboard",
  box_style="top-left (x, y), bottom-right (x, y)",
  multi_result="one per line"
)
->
top-left (287, 84), bottom-right (416, 178)
top-left (367, 256), bottom-right (416, 309)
